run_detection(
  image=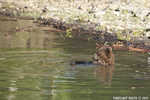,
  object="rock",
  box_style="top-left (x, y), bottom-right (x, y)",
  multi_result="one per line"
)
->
top-left (77, 6), bottom-right (83, 10)
top-left (13, 10), bottom-right (17, 14)
top-left (3, 9), bottom-right (6, 12)
top-left (24, 6), bottom-right (28, 9)
top-left (115, 8), bottom-right (120, 12)
top-left (113, 11), bottom-right (120, 16)
top-left (94, 11), bottom-right (105, 18)
top-left (43, 7), bottom-right (47, 13)
top-left (109, 4), bottom-right (119, 11)
top-left (138, 10), bottom-right (150, 20)
top-left (135, 70), bottom-right (139, 73)
top-left (146, 28), bottom-right (150, 32)
top-left (148, 57), bottom-right (150, 65)
top-left (146, 12), bottom-right (150, 17)
top-left (145, 32), bottom-right (150, 39)
top-left (109, 0), bottom-right (119, 4)
top-left (88, 6), bottom-right (96, 14)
